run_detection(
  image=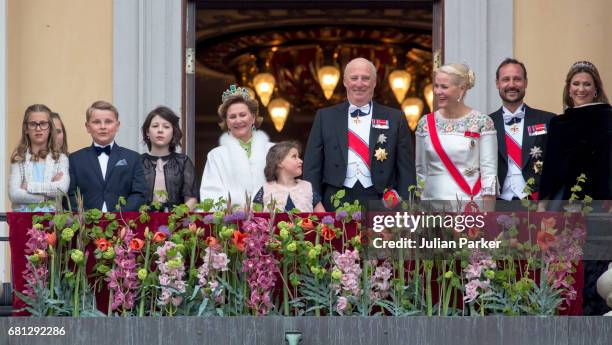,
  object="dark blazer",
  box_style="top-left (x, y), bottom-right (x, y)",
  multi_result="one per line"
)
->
top-left (489, 105), bottom-right (555, 197)
top-left (141, 152), bottom-right (199, 210)
top-left (68, 143), bottom-right (146, 211)
top-left (303, 100), bottom-right (416, 200)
